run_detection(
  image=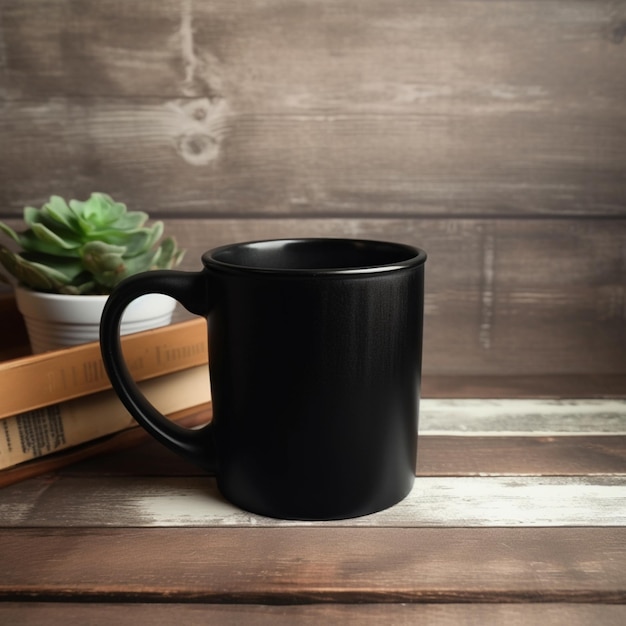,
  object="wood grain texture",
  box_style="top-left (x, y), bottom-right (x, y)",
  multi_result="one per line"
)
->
top-left (1, 2), bottom-right (624, 619)
top-left (1, 475), bottom-right (624, 528)
top-left (4, 0), bottom-right (625, 103)
top-left (2, 217), bottom-right (625, 378)
top-left (0, 1), bottom-right (625, 216)
top-left (1, 0), bottom-right (625, 386)
top-left (2, 98), bottom-right (625, 218)
top-left (1, 527), bottom-right (625, 602)
top-left (418, 436), bottom-right (626, 476)
top-left (0, 402), bottom-right (623, 618)
top-left (419, 399), bottom-right (626, 435)
top-left (43, 399), bottom-right (626, 478)
top-left (55, 435), bottom-right (626, 479)
top-left (1, 400), bottom-right (623, 528)
top-left (423, 374), bottom-right (626, 399)
top-left (1, 603), bottom-right (626, 626)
